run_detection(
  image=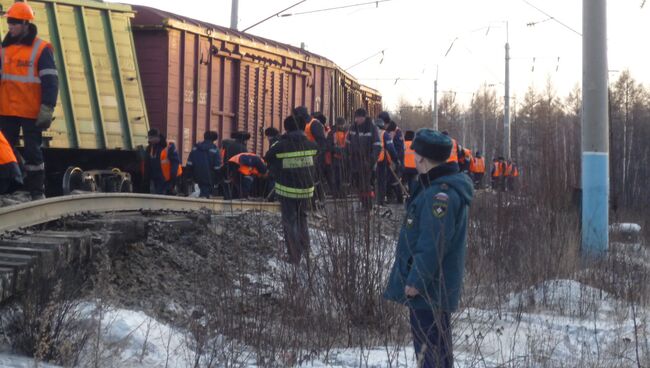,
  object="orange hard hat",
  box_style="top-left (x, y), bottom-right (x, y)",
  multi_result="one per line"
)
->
top-left (5, 2), bottom-right (35, 22)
